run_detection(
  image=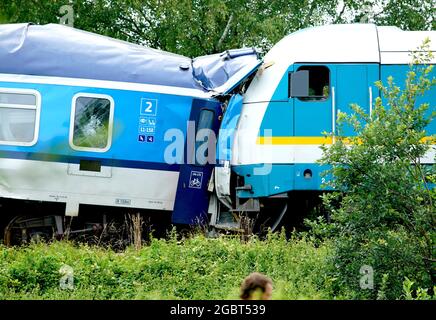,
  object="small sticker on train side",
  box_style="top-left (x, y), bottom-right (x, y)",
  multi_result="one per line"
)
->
top-left (138, 125), bottom-right (147, 134)
top-left (138, 135), bottom-right (146, 142)
top-left (145, 126), bottom-right (156, 134)
top-left (189, 171), bottom-right (203, 189)
top-left (115, 198), bottom-right (131, 205)
top-left (139, 117), bottom-right (156, 126)
top-left (140, 98), bottom-right (158, 116)
top-left (139, 125), bottom-right (156, 134)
